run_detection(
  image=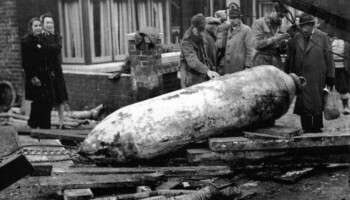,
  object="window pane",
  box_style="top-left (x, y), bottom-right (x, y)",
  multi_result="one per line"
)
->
top-left (136, 0), bottom-right (170, 43)
top-left (112, 0), bottom-right (137, 57)
top-left (60, 0), bottom-right (84, 62)
top-left (91, 0), bottom-right (112, 58)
